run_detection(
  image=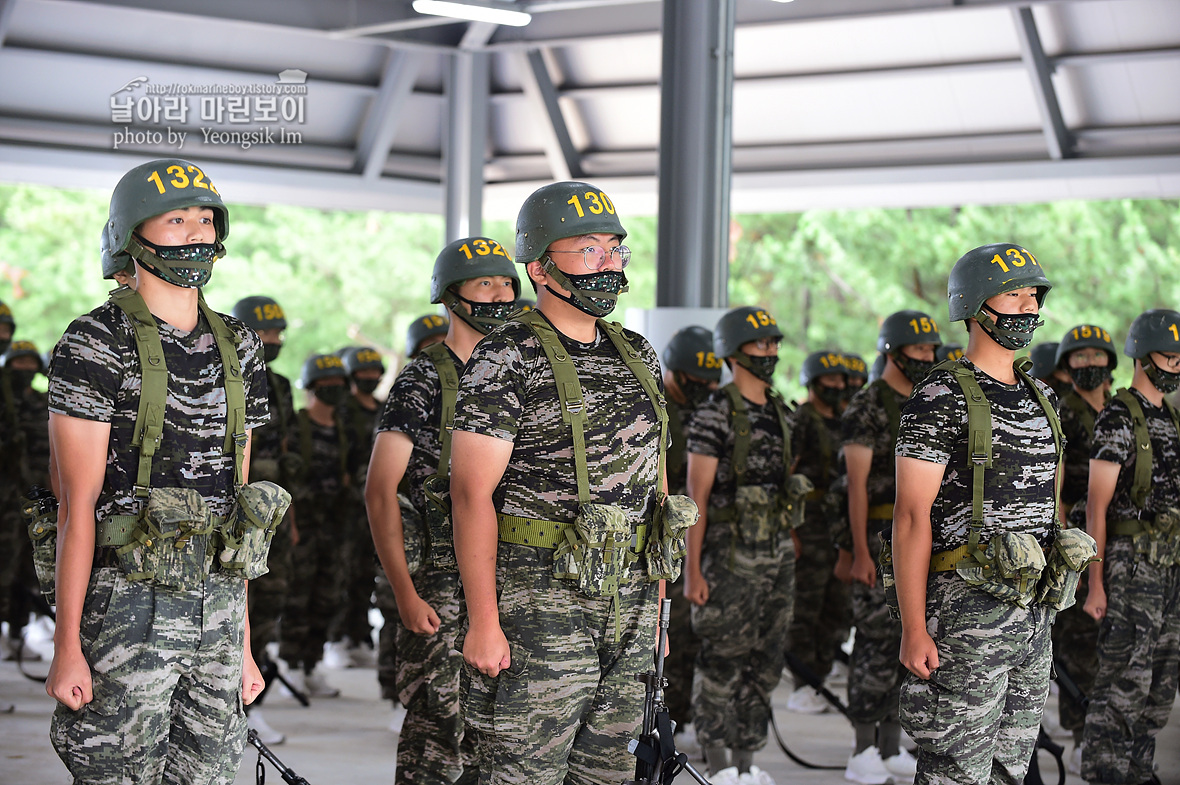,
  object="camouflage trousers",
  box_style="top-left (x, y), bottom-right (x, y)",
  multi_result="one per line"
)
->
top-left (279, 505), bottom-right (344, 671)
top-left (1081, 537), bottom-right (1180, 785)
top-left (662, 573), bottom-right (699, 727)
top-left (462, 543), bottom-right (657, 785)
top-left (848, 528), bottom-right (904, 725)
top-left (1051, 571), bottom-right (1098, 732)
top-left (375, 572), bottom-right (399, 702)
top-left (690, 534), bottom-right (795, 752)
top-left (51, 568), bottom-right (247, 785)
top-left (788, 508), bottom-right (851, 680)
top-left (329, 508), bottom-right (377, 647)
top-left (899, 572), bottom-right (1054, 785)
top-left (247, 518), bottom-right (293, 665)
top-left (395, 565), bottom-right (474, 785)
